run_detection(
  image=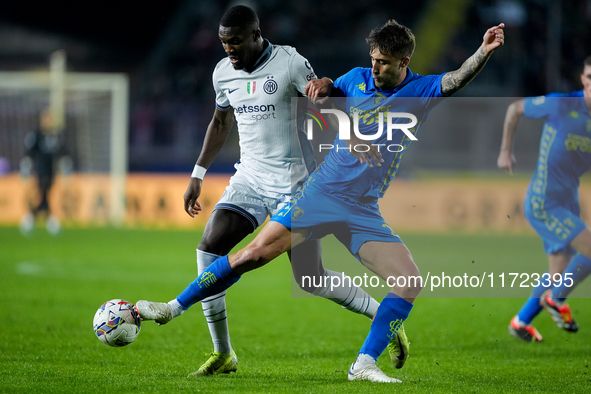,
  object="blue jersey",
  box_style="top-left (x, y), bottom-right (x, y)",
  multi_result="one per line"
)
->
top-left (524, 90), bottom-right (590, 202)
top-left (313, 67), bottom-right (447, 199)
